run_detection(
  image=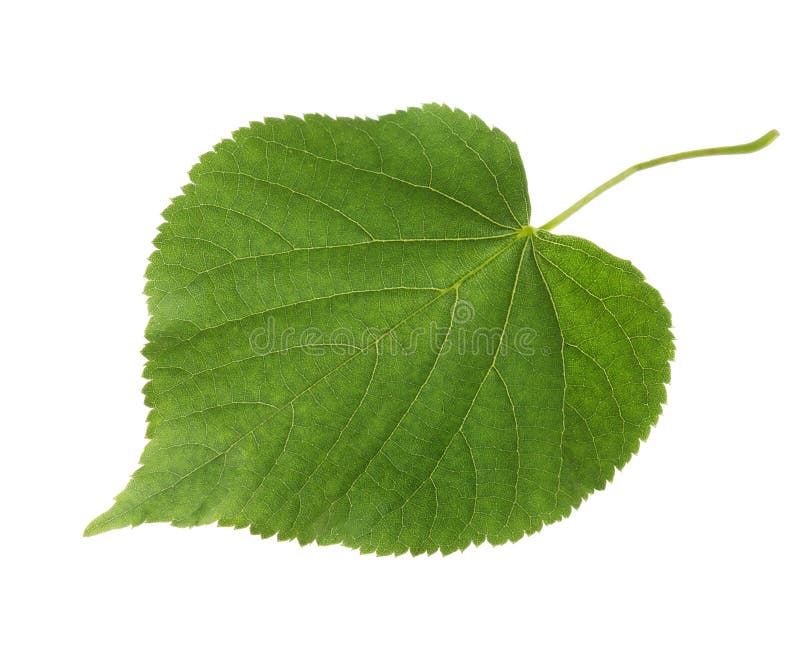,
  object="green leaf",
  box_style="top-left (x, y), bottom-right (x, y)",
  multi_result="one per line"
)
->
top-left (88, 104), bottom-right (724, 555)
